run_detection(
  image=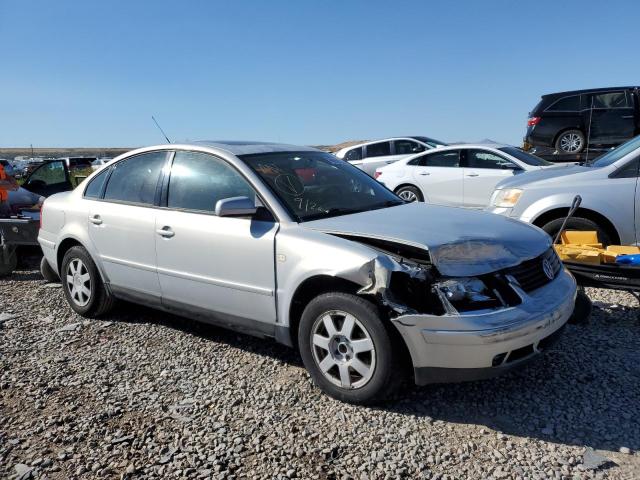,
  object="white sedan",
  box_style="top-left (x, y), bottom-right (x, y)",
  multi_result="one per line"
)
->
top-left (375, 144), bottom-right (553, 208)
